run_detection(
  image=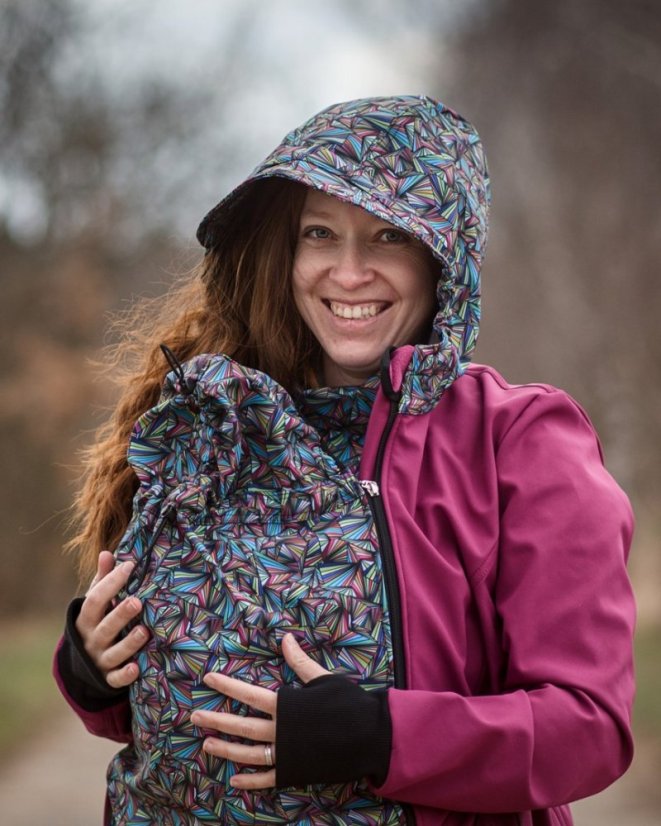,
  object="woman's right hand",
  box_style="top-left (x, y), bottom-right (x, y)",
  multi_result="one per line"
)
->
top-left (75, 550), bottom-right (149, 689)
